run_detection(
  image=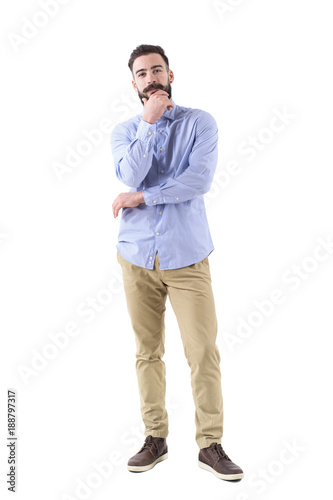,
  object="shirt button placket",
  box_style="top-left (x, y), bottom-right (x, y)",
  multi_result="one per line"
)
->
top-left (158, 127), bottom-right (166, 180)
top-left (155, 124), bottom-right (164, 243)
